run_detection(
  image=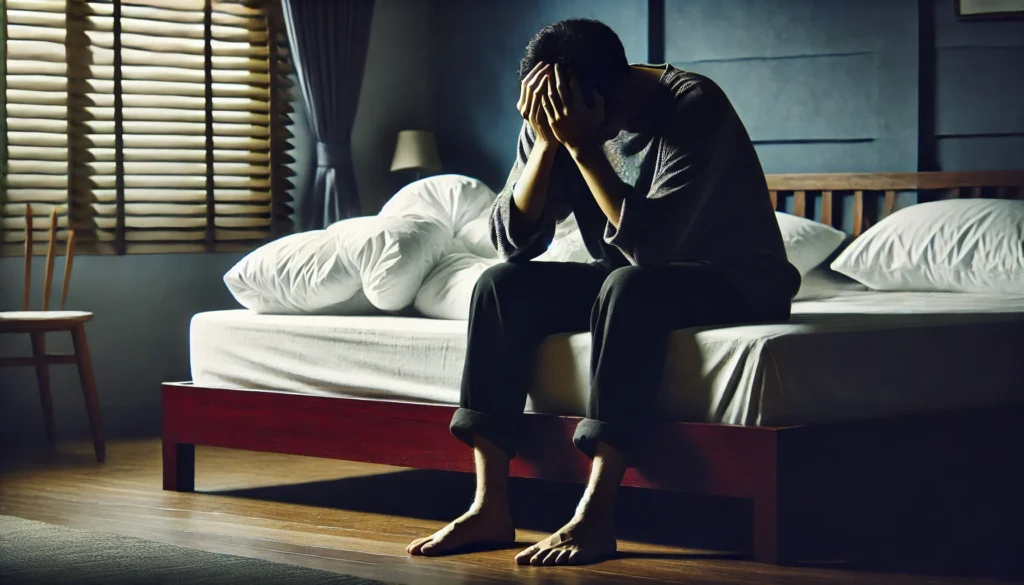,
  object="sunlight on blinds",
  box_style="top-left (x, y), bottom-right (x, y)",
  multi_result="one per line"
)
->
top-left (2, 0), bottom-right (294, 255)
